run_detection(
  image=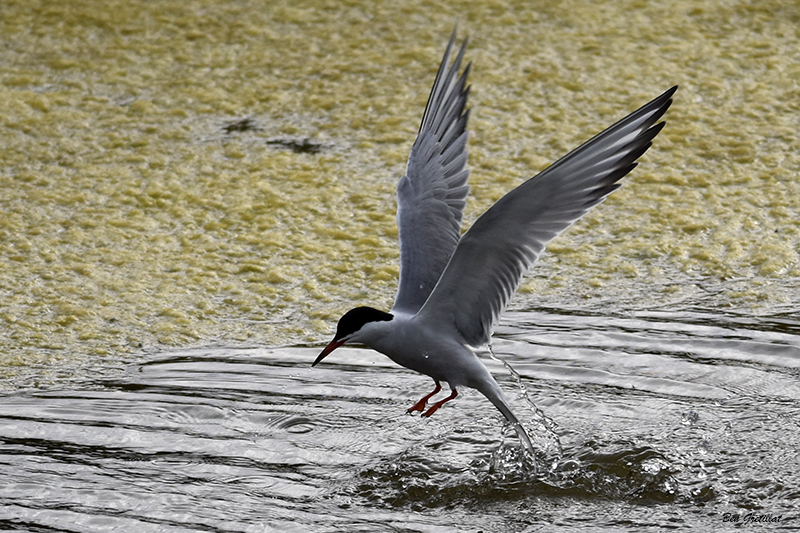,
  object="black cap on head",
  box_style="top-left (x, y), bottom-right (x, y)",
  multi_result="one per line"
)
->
top-left (334, 306), bottom-right (393, 341)
top-left (312, 307), bottom-right (393, 367)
